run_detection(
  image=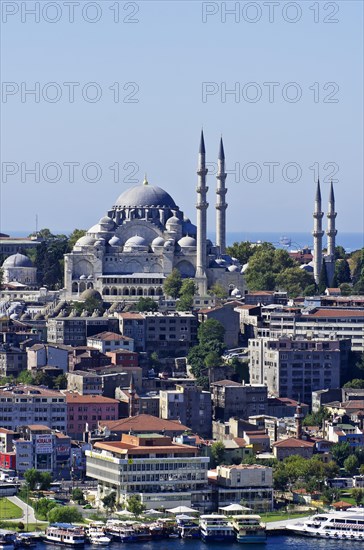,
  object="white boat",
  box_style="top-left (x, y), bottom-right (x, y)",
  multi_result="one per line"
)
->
top-left (286, 507), bottom-right (364, 541)
top-left (232, 515), bottom-right (266, 544)
top-left (45, 524), bottom-right (85, 546)
top-left (199, 514), bottom-right (235, 543)
top-left (87, 523), bottom-right (111, 546)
